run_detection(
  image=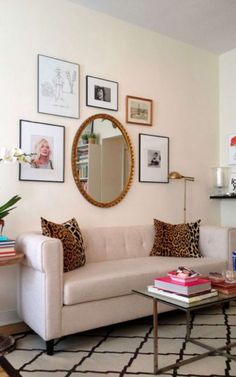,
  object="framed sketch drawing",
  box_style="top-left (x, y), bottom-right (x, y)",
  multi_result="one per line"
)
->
top-left (139, 133), bottom-right (169, 183)
top-left (38, 55), bottom-right (79, 118)
top-left (19, 120), bottom-right (65, 182)
top-left (126, 96), bottom-right (152, 126)
top-left (228, 133), bottom-right (236, 165)
top-left (86, 75), bottom-right (118, 111)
